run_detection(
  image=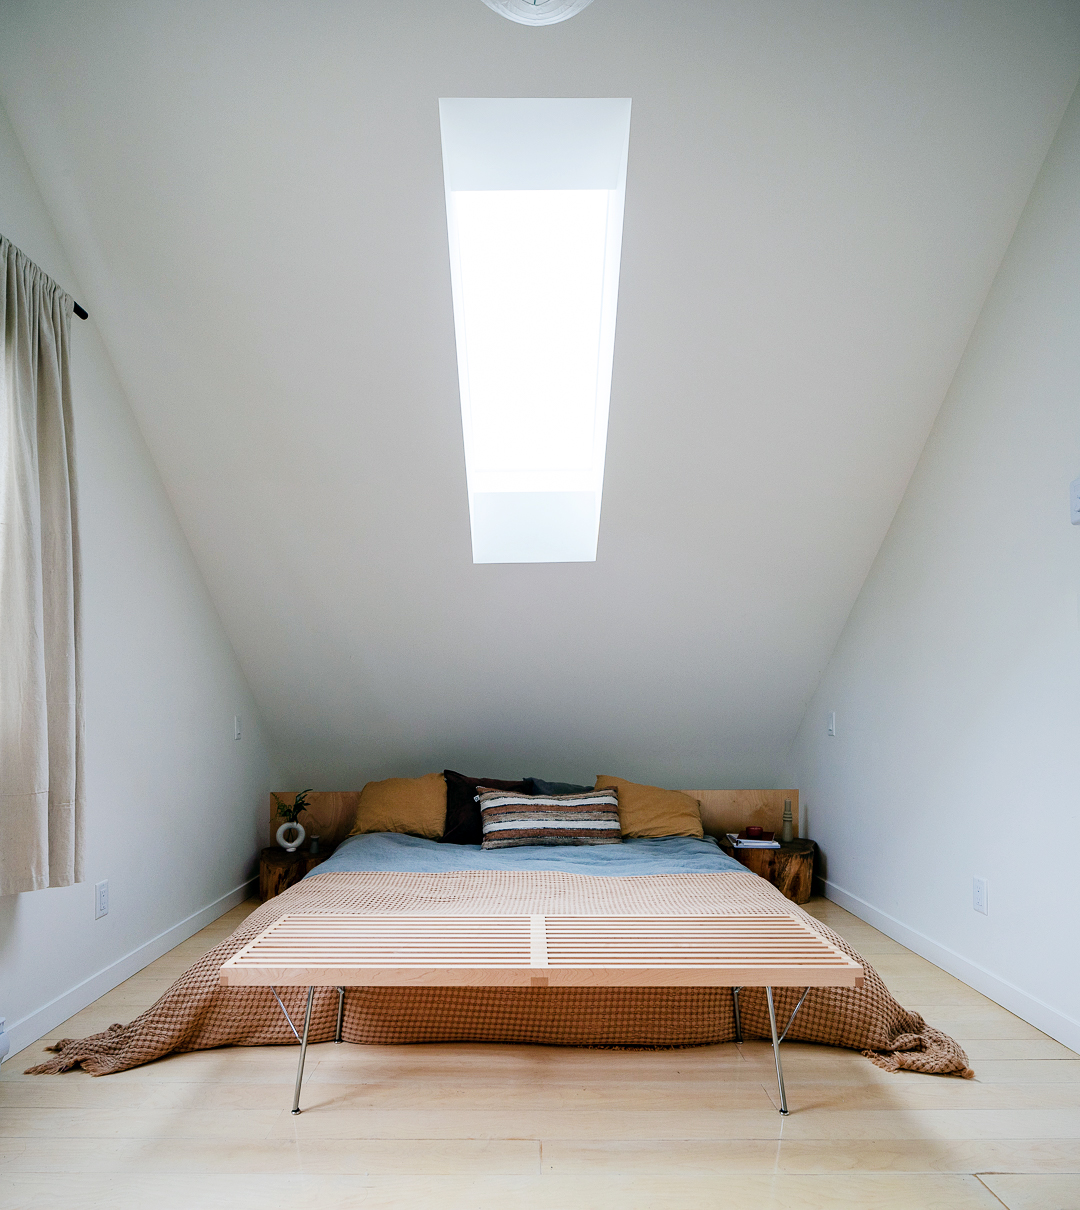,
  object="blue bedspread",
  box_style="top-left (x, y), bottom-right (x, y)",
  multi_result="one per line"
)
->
top-left (306, 831), bottom-right (746, 878)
